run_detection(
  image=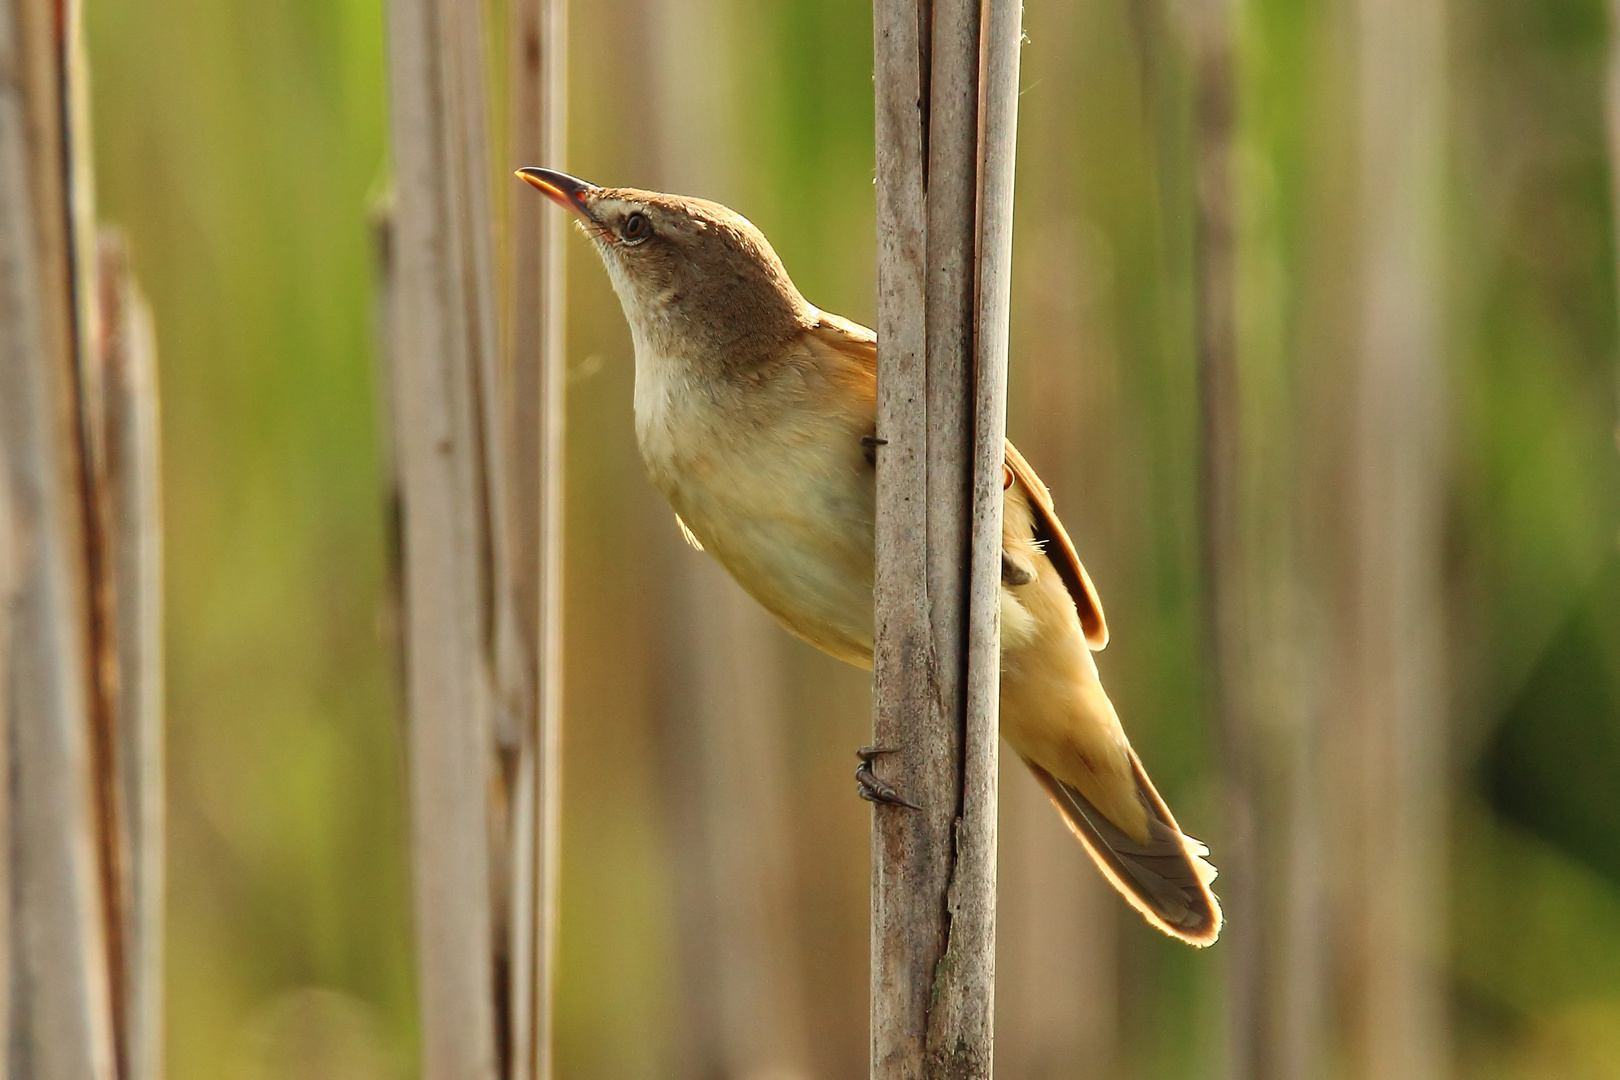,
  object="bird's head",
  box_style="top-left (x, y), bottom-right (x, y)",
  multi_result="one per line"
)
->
top-left (517, 168), bottom-right (812, 369)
